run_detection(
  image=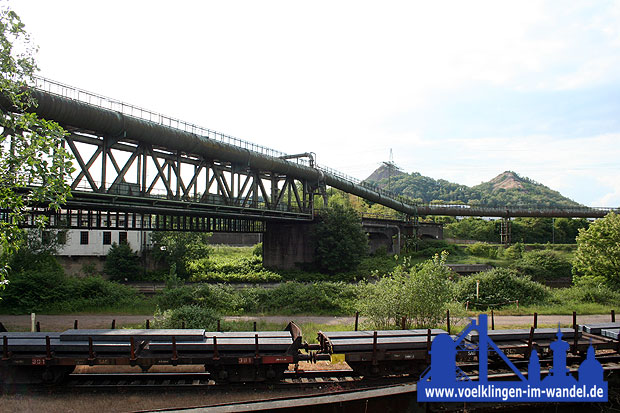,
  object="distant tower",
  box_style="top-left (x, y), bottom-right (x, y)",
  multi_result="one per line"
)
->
top-left (528, 349), bottom-right (540, 383)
